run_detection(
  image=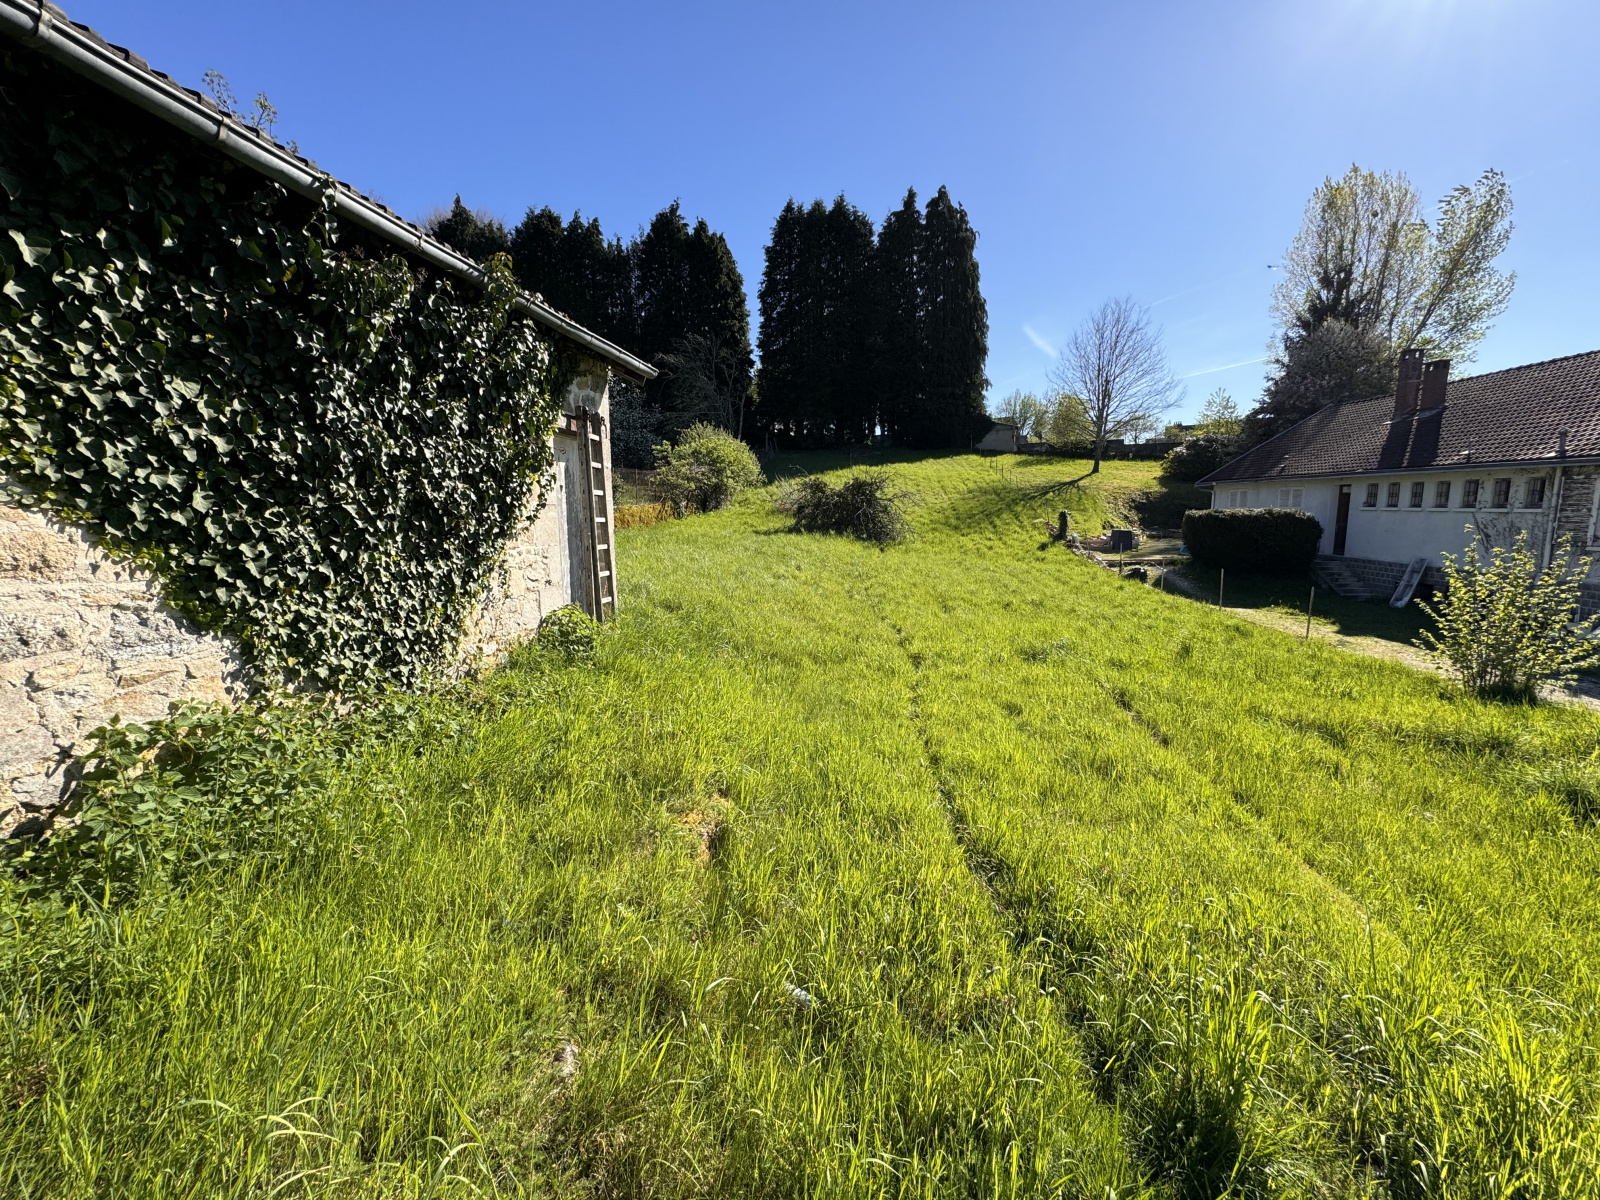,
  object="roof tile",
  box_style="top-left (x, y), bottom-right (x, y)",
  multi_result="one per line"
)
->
top-left (1201, 349), bottom-right (1600, 483)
